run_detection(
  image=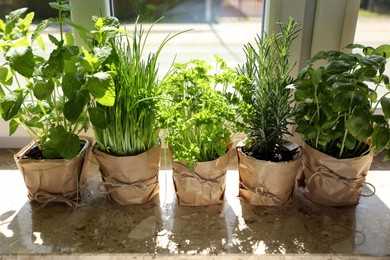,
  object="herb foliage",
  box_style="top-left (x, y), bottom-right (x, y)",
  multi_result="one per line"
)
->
top-left (236, 17), bottom-right (301, 162)
top-left (295, 44), bottom-right (390, 159)
top-left (0, 1), bottom-right (116, 159)
top-left (160, 56), bottom-right (243, 169)
top-left (91, 20), bottom-right (185, 156)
